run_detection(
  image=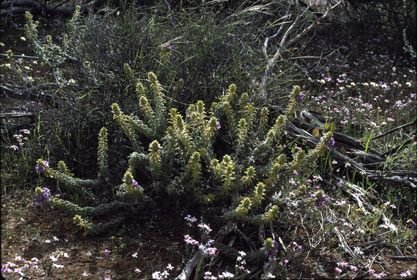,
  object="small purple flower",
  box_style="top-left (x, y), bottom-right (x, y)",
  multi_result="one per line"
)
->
top-left (1, 263), bottom-right (13, 273)
top-left (248, 98), bottom-right (252, 103)
top-left (9, 145), bottom-right (19, 151)
top-left (216, 121), bottom-right (221, 130)
top-left (35, 166), bottom-right (45, 173)
top-left (42, 188), bottom-right (51, 203)
top-left (35, 187), bottom-right (51, 204)
top-left (296, 93), bottom-right (305, 103)
top-left (103, 249), bottom-right (111, 257)
top-left (35, 160), bottom-right (49, 174)
top-left (134, 268), bottom-right (141, 274)
top-left (335, 267), bottom-right (342, 274)
top-left (204, 247), bottom-right (217, 256)
top-left (328, 137), bottom-right (335, 148)
top-left (184, 235), bottom-right (199, 246)
top-left (20, 129), bottom-right (30, 135)
top-left (132, 180), bottom-right (138, 187)
top-left (184, 215), bottom-right (198, 225)
top-left (338, 261), bottom-right (348, 268)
